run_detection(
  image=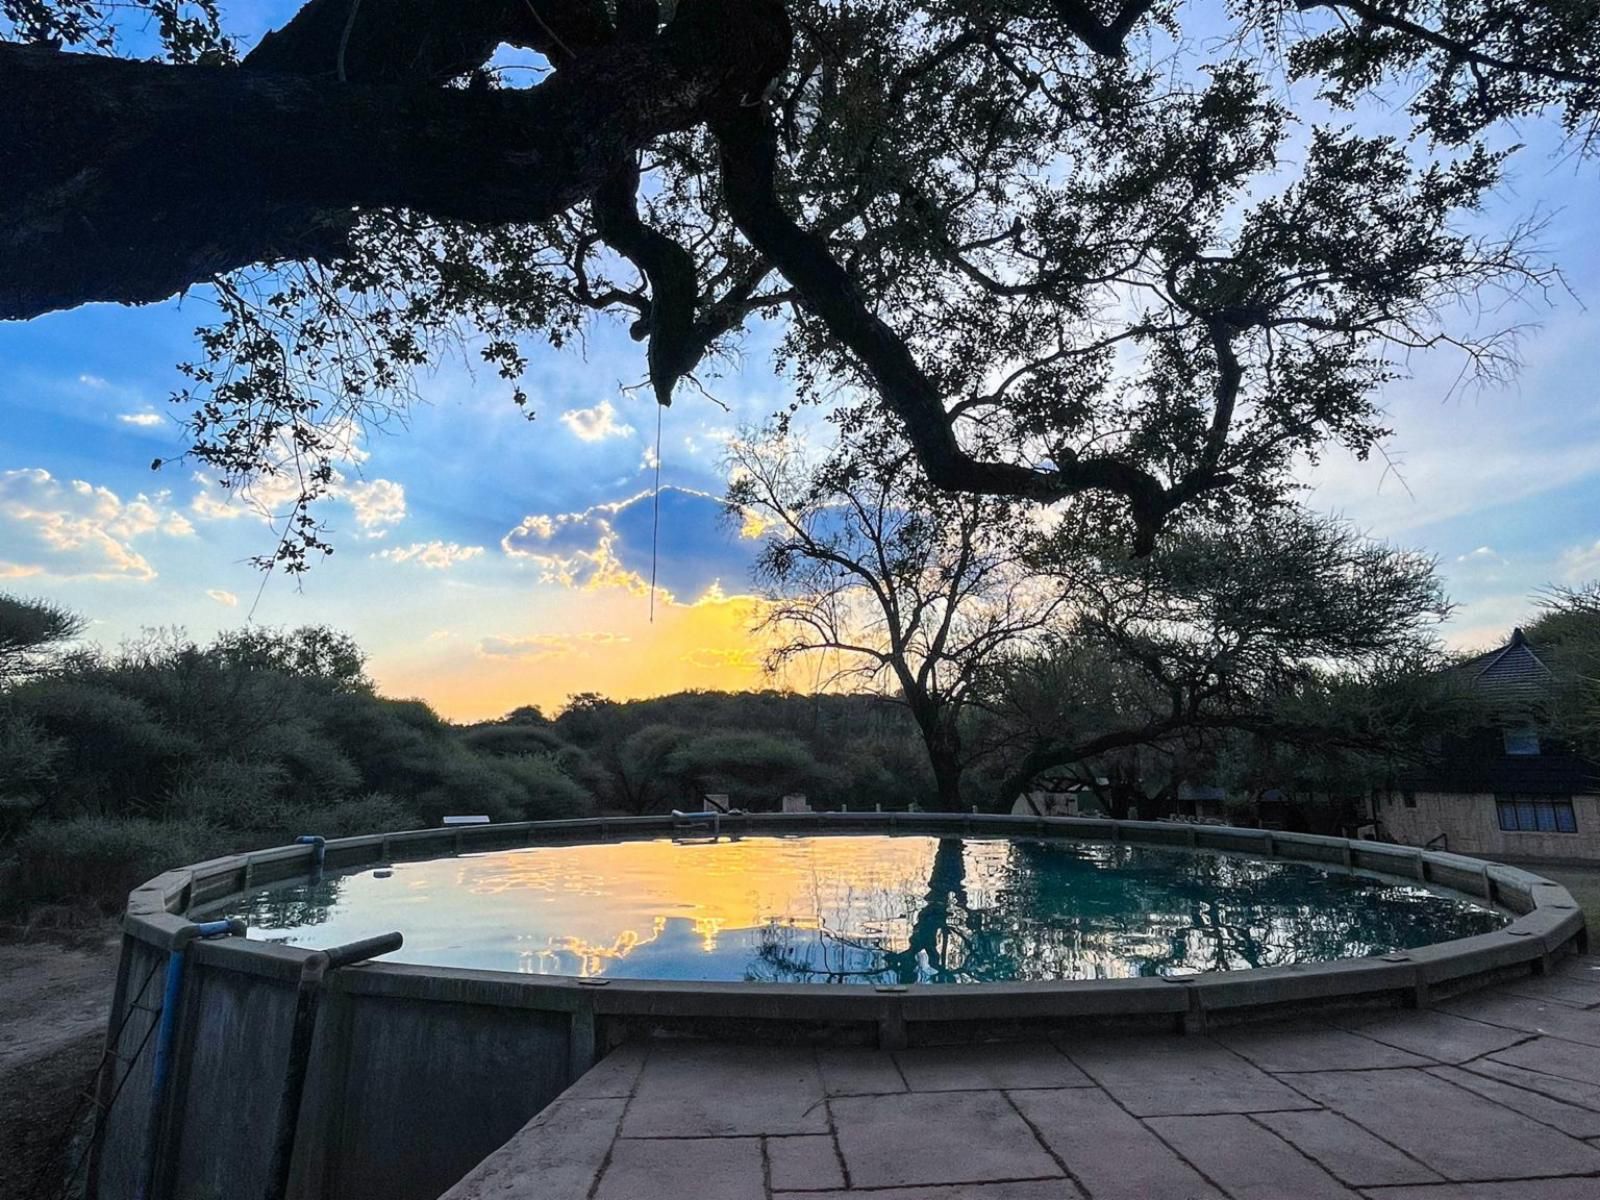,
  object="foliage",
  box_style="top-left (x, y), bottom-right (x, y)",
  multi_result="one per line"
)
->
top-left (991, 508), bottom-right (1462, 811)
top-left (2, 0), bottom-right (232, 61)
top-left (731, 422), bottom-right (1070, 808)
top-left (0, 610), bottom-right (600, 914)
top-left (0, 592), bottom-right (84, 682)
top-left (1246, 1), bottom-right (1600, 150)
top-left (1525, 582), bottom-right (1600, 758)
top-left (662, 730), bottom-right (844, 805)
top-left (12, 815), bottom-right (222, 911)
top-left (6, 1), bottom-right (1586, 566)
